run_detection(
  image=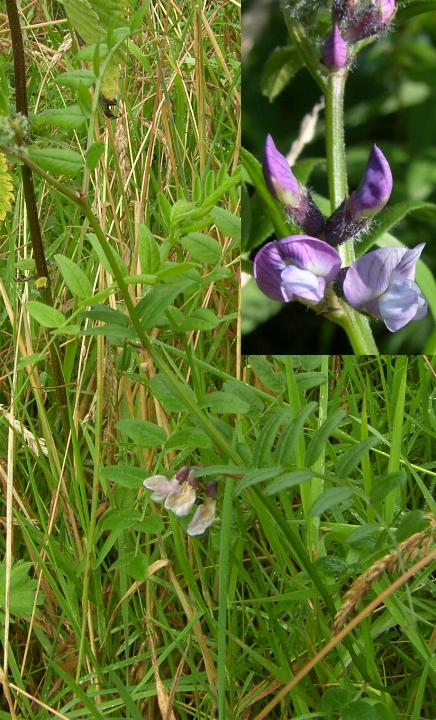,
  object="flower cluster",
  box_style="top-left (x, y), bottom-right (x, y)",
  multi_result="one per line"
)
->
top-left (143, 465), bottom-right (217, 536)
top-left (254, 136), bottom-right (428, 332)
top-left (323, 1), bottom-right (396, 70)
